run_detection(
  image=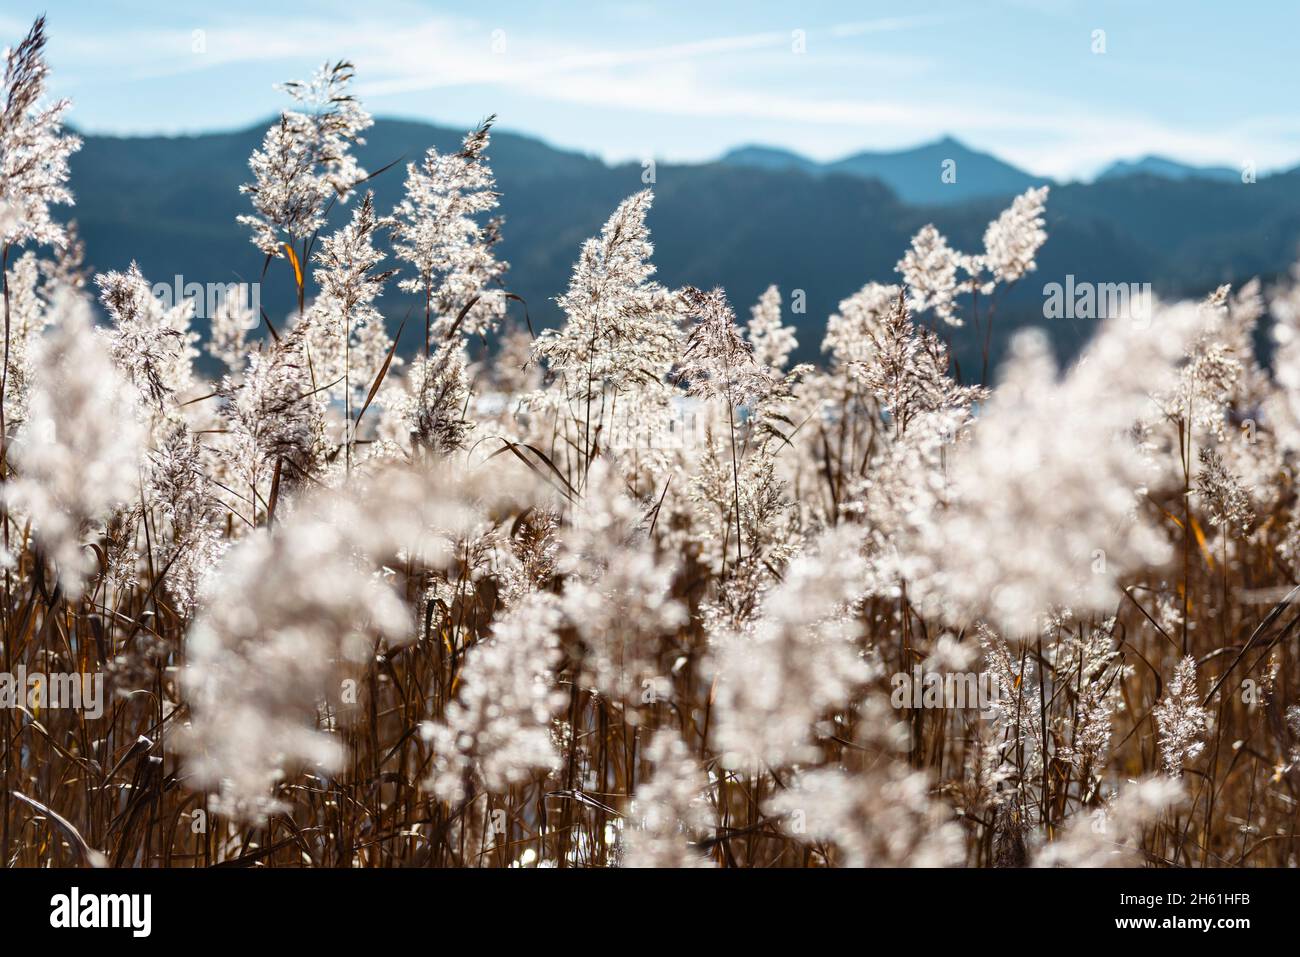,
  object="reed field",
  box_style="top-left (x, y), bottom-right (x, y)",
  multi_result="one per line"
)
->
top-left (2, 15), bottom-right (1299, 869)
